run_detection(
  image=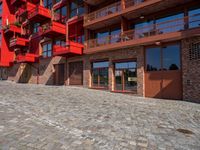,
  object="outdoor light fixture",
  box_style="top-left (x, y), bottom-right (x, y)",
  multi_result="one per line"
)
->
top-left (140, 15), bottom-right (145, 19)
top-left (155, 41), bottom-right (161, 45)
